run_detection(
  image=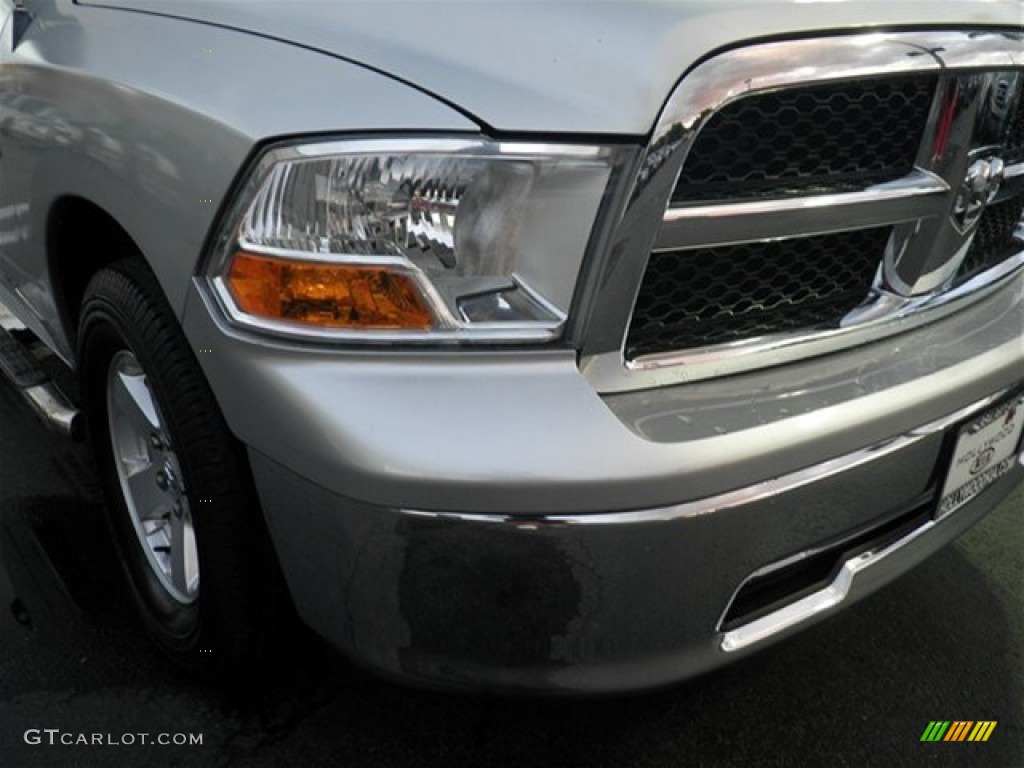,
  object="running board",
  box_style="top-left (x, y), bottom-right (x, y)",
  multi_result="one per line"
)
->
top-left (0, 324), bottom-right (81, 440)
